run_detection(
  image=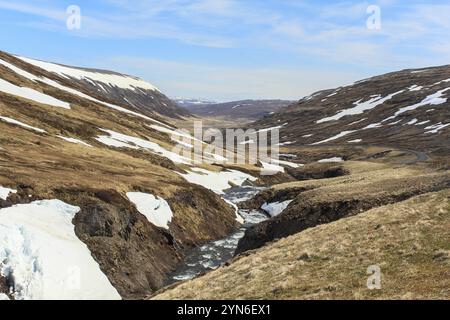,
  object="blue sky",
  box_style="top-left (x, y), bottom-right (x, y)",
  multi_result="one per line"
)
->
top-left (1, 0), bottom-right (449, 101)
